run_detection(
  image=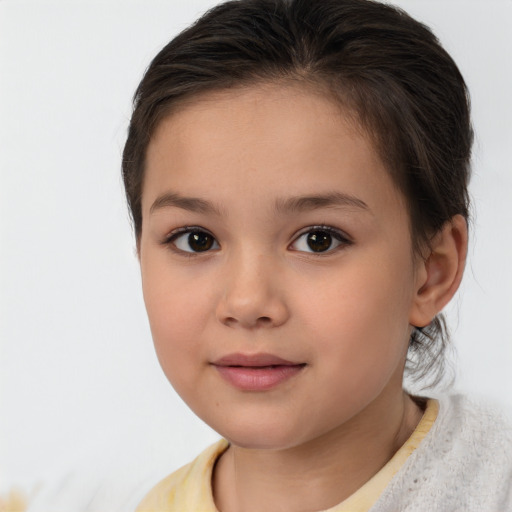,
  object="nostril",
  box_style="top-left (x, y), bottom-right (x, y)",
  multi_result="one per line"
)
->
top-left (216, 291), bottom-right (290, 328)
top-left (222, 315), bottom-right (273, 328)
